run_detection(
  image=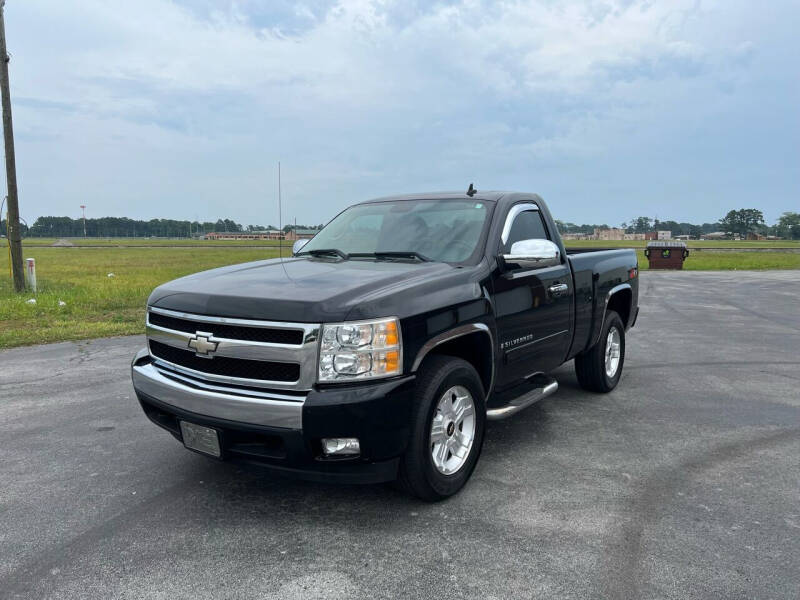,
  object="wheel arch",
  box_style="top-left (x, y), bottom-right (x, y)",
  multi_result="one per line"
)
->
top-left (411, 324), bottom-right (494, 396)
top-left (591, 283), bottom-right (633, 347)
top-left (607, 286), bottom-right (633, 328)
